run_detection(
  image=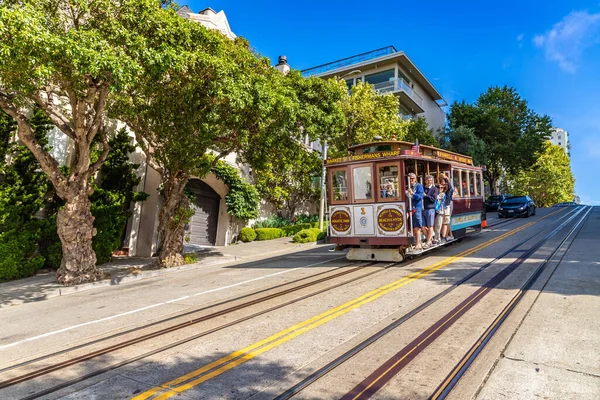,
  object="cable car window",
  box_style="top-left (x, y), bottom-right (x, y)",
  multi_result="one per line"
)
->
top-left (470, 170), bottom-right (477, 196)
top-left (352, 166), bottom-right (372, 201)
top-left (461, 170), bottom-right (469, 197)
top-left (331, 169), bottom-right (348, 202)
top-left (377, 164), bottom-right (400, 200)
top-left (453, 170), bottom-right (460, 196)
top-left (474, 172), bottom-right (481, 197)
